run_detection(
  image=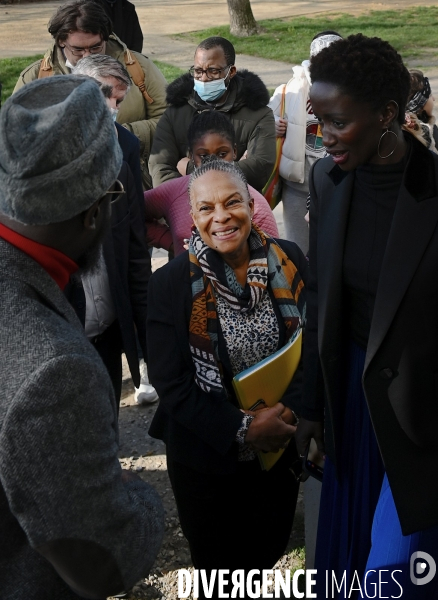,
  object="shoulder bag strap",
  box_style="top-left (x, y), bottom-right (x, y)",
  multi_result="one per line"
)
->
top-left (124, 49), bottom-right (154, 104)
top-left (38, 56), bottom-right (54, 79)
